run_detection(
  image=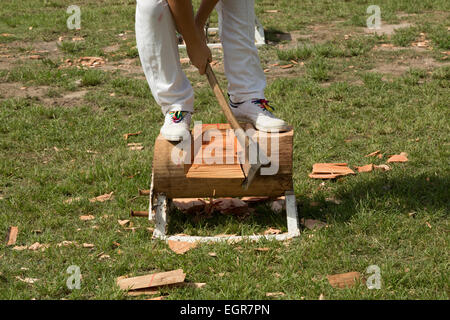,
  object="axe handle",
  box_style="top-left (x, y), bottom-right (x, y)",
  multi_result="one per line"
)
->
top-left (205, 64), bottom-right (250, 161)
top-left (205, 64), bottom-right (244, 133)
